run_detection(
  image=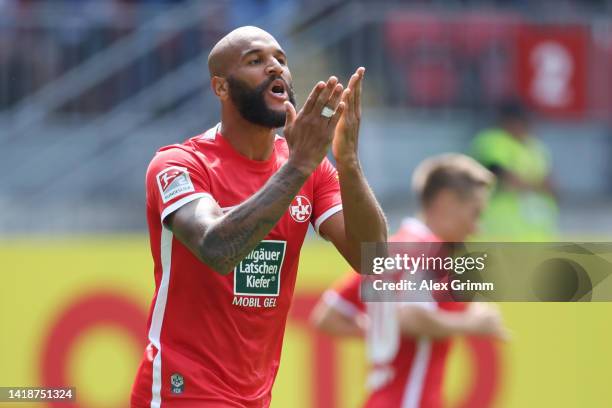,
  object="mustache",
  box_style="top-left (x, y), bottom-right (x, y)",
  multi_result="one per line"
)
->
top-left (259, 75), bottom-right (292, 94)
